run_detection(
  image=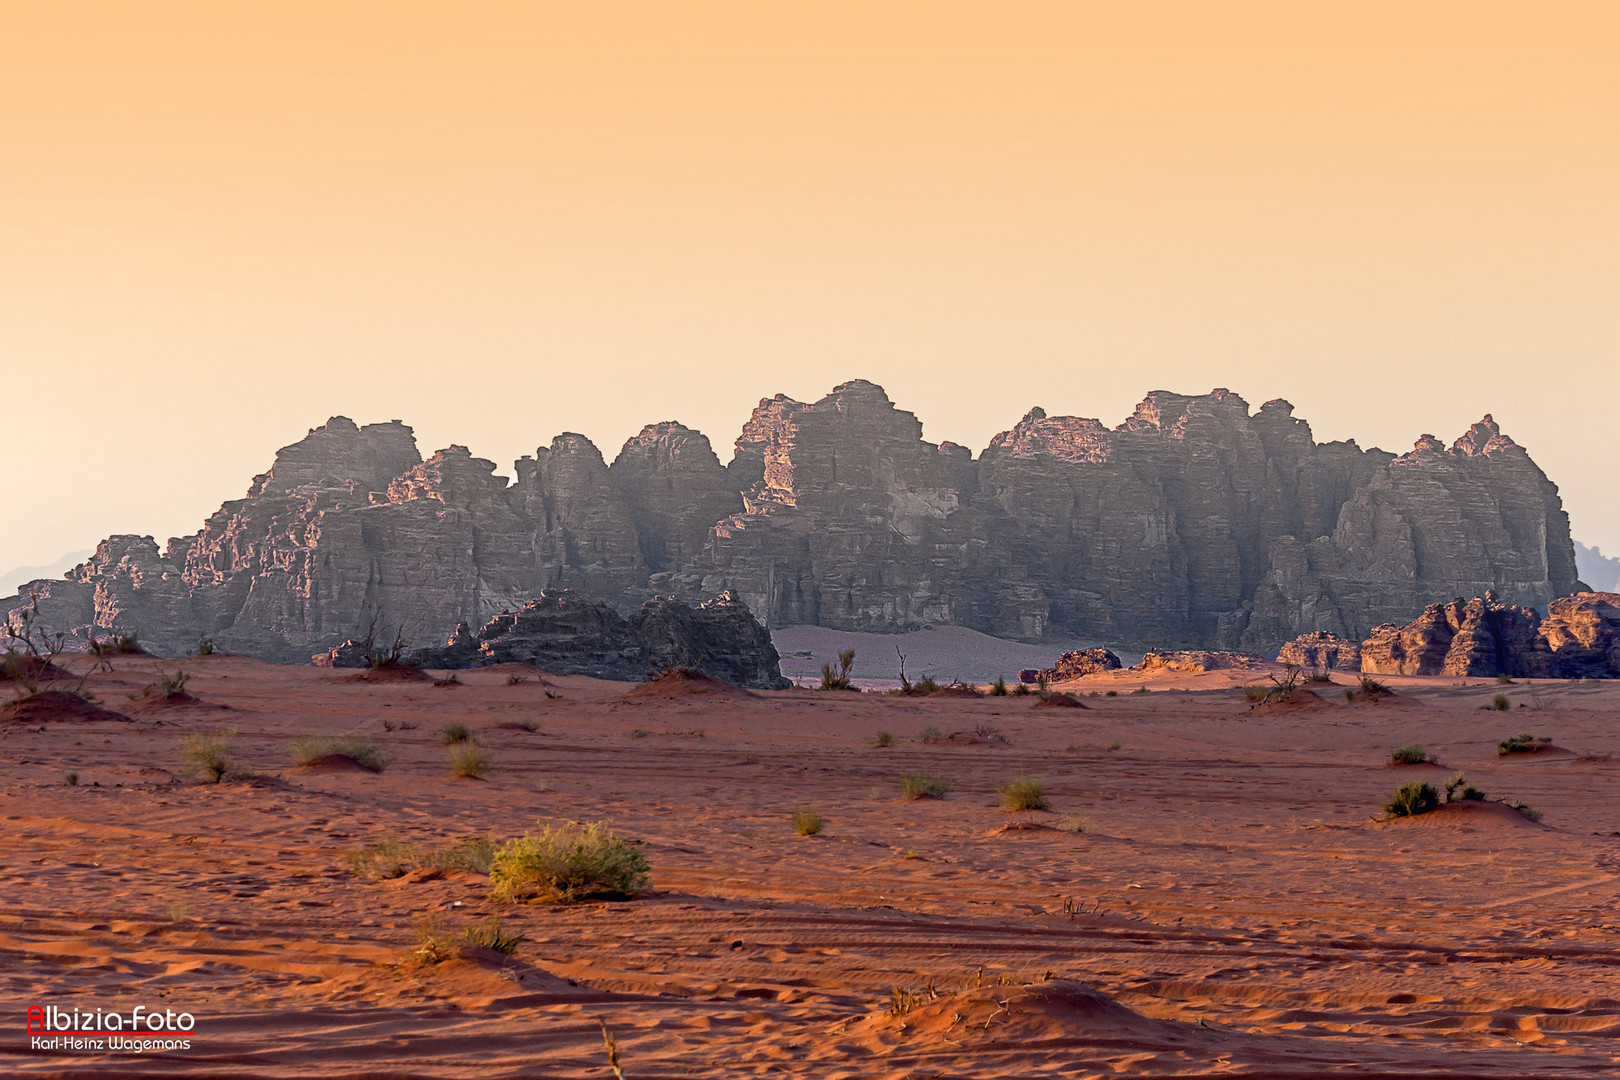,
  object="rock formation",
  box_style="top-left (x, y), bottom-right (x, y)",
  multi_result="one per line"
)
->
top-left (1, 381), bottom-right (1588, 665)
top-left (401, 591), bottom-right (788, 689)
top-left (1360, 596), bottom-right (1557, 678)
top-left (1526, 592), bottom-right (1620, 679)
top-left (1276, 631), bottom-right (1362, 672)
top-left (1036, 648), bottom-right (1123, 682)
